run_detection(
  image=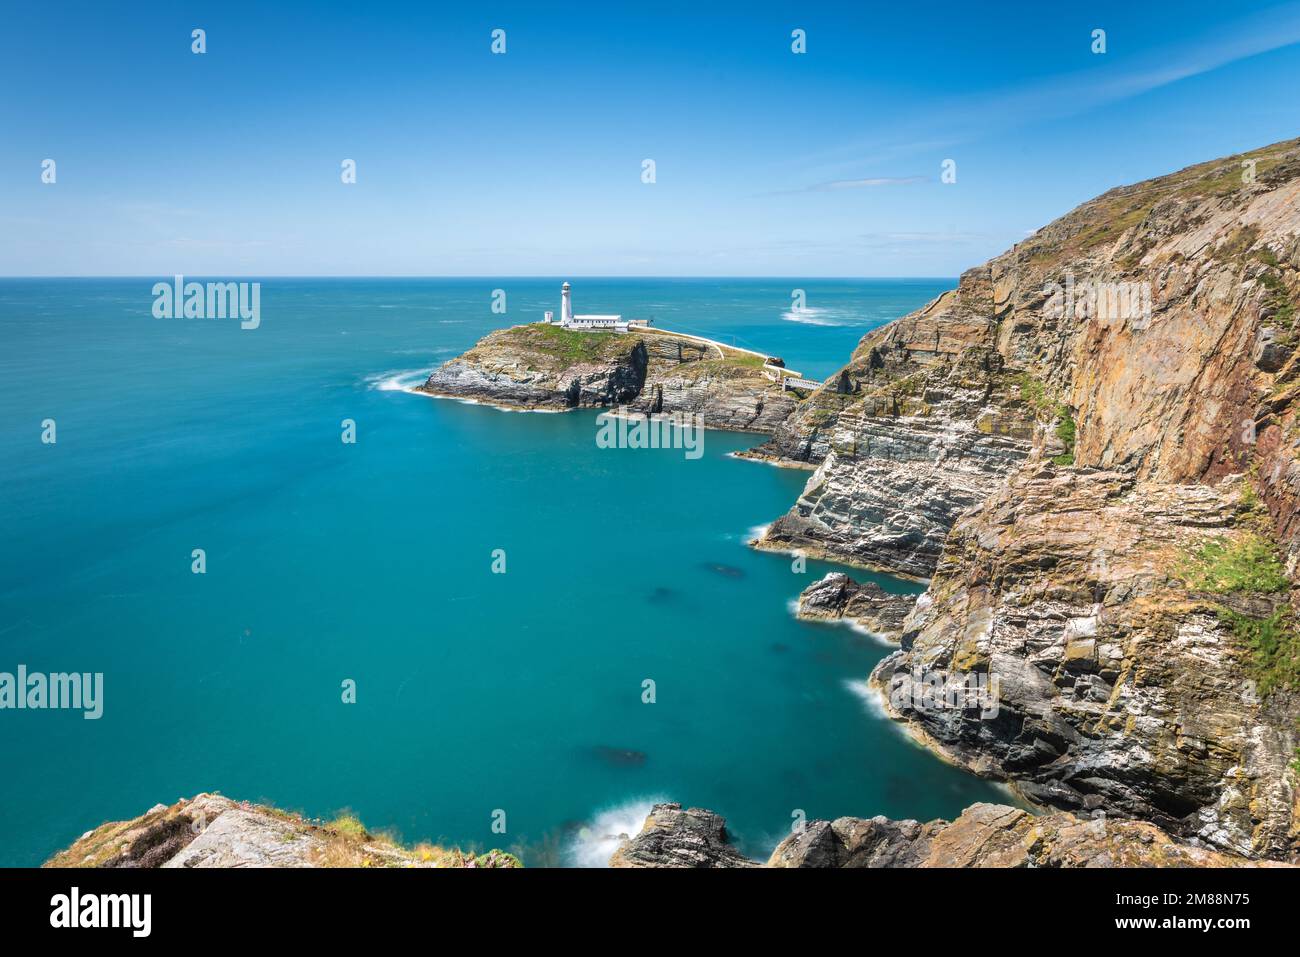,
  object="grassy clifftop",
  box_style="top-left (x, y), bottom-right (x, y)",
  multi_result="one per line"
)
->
top-left (45, 794), bottom-right (521, 869)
